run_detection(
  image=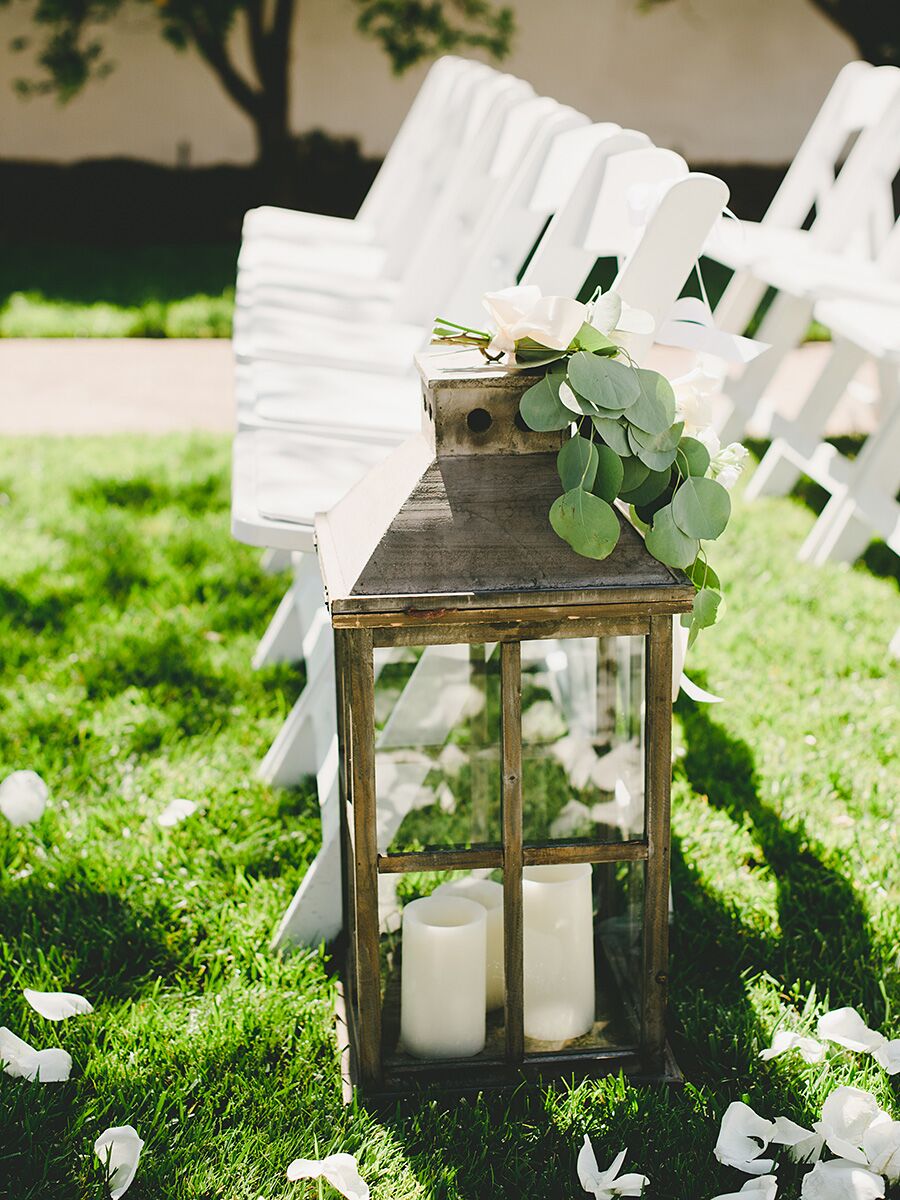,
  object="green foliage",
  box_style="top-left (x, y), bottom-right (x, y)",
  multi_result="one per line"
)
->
top-left (517, 342), bottom-right (736, 643)
top-left (355, 0), bottom-right (514, 73)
